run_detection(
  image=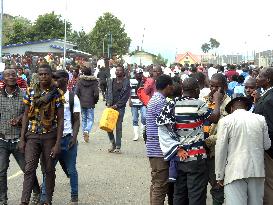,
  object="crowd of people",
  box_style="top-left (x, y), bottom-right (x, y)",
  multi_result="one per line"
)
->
top-left (0, 53), bottom-right (272, 205)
